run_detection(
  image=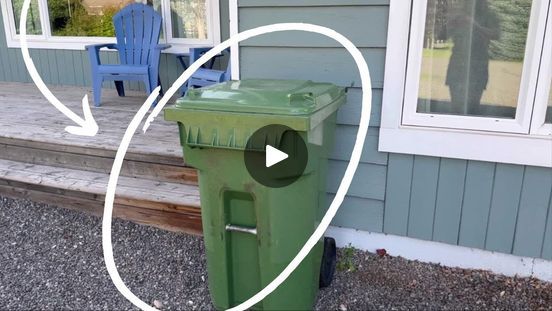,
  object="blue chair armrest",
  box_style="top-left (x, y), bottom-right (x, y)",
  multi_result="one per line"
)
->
top-left (87, 44), bottom-right (117, 68)
top-left (154, 44), bottom-right (171, 50)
